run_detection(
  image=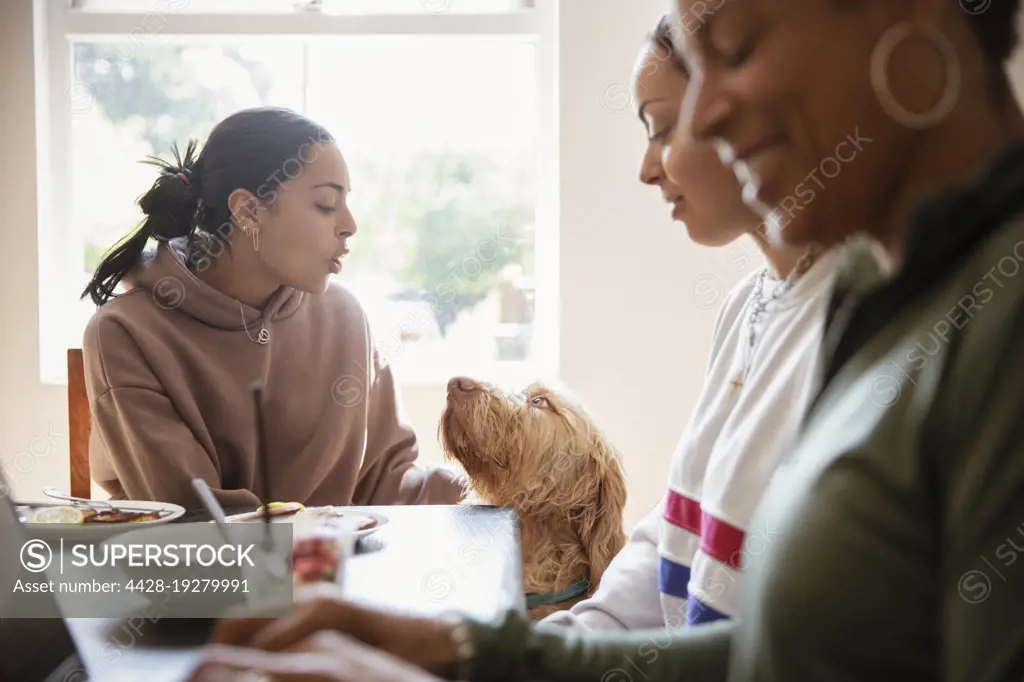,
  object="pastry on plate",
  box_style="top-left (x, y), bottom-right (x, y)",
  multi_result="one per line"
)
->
top-left (224, 504), bottom-right (380, 532)
top-left (226, 501), bottom-right (306, 522)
